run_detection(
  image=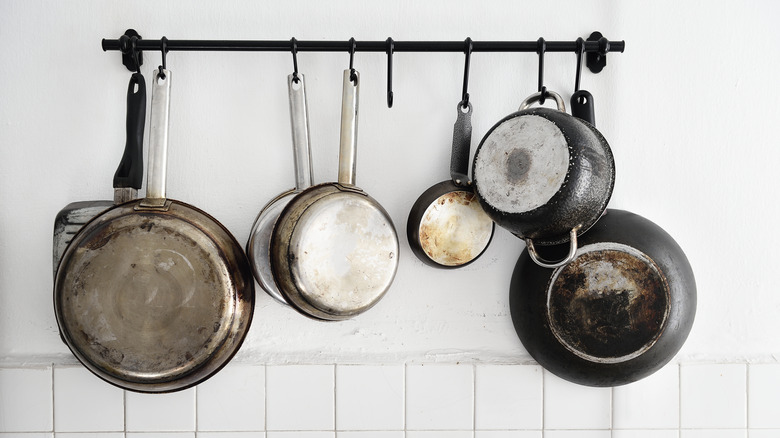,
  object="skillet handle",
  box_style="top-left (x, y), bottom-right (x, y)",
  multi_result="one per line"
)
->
top-left (571, 90), bottom-right (595, 125)
top-left (525, 228), bottom-right (578, 269)
top-left (288, 73), bottom-right (313, 191)
top-left (450, 102), bottom-right (473, 187)
top-left (113, 72), bottom-right (146, 191)
top-left (141, 69), bottom-right (171, 207)
top-left (338, 69), bottom-right (359, 186)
